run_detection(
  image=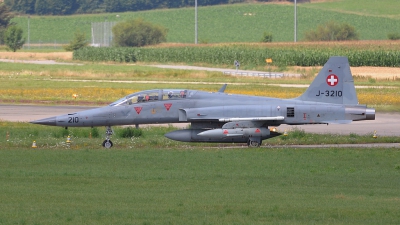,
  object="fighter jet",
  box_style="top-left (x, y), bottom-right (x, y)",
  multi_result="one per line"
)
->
top-left (31, 56), bottom-right (375, 148)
